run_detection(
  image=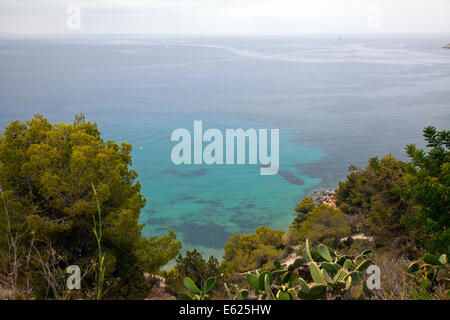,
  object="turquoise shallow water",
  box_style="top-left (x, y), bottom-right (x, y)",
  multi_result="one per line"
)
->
top-left (0, 34), bottom-right (449, 260)
top-left (97, 107), bottom-right (326, 259)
